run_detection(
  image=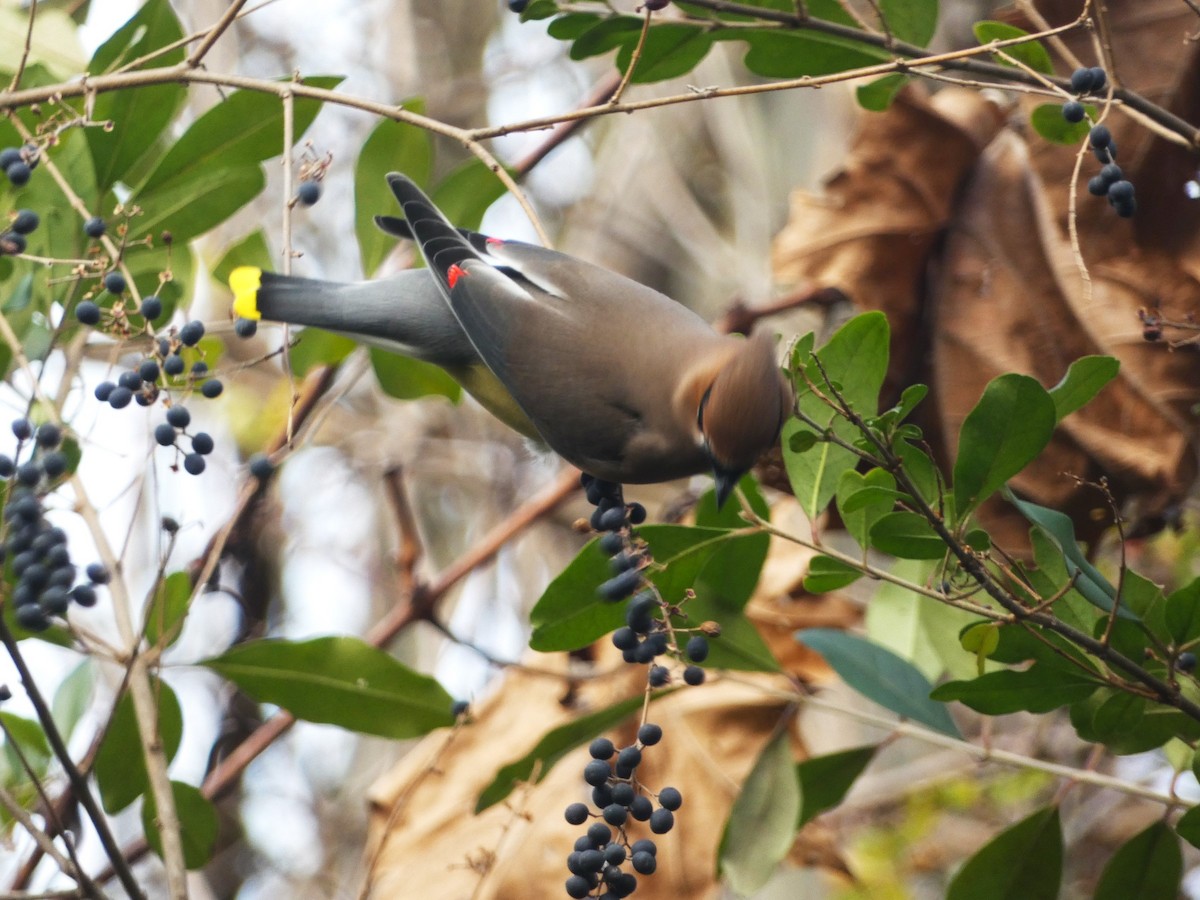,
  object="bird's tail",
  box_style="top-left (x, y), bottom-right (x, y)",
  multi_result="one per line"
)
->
top-left (227, 266), bottom-right (476, 365)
